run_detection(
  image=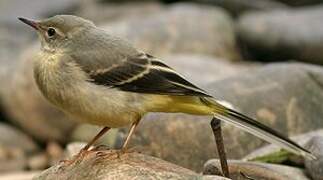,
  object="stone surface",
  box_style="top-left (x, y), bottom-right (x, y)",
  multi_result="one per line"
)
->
top-left (276, 0), bottom-right (323, 6)
top-left (0, 171), bottom-right (40, 180)
top-left (244, 129), bottom-right (323, 165)
top-left (0, 145), bottom-right (27, 172)
top-left (238, 6), bottom-right (323, 64)
top-left (34, 149), bottom-right (228, 180)
top-left (109, 63), bottom-right (323, 172)
top-left (64, 142), bottom-right (87, 158)
top-left (103, 3), bottom-right (241, 60)
top-left (0, 0), bottom-right (80, 25)
top-left (304, 136), bottom-right (323, 180)
top-left (192, 0), bottom-right (287, 16)
top-left (28, 153), bottom-right (49, 170)
top-left (46, 142), bottom-right (64, 166)
top-left (2, 45), bottom-right (77, 143)
top-left (207, 63), bottom-right (323, 136)
top-left (162, 54), bottom-right (257, 86)
top-left (0, 123), bottom-right (38, 172)
top-left (0, 122), bottom-right (38, 153)
top-left (76, 1), bottom-right (164, 24)
top-left (204, 159), bottom-right (310, 180)
top-left (0, 25), bottom-right (30, 104)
